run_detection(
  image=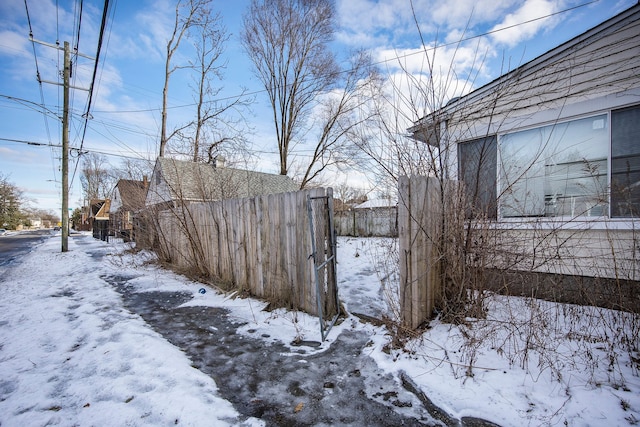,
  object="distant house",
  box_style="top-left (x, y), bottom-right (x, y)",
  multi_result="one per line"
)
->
top-left (89, 199), bottom-right (110, 241)
top-left (145, 157), bottom-right (299, 208)
top-left (110, 178), bottom-right (148, 241)
top-left (409, 4), bottom-right (640, 283)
